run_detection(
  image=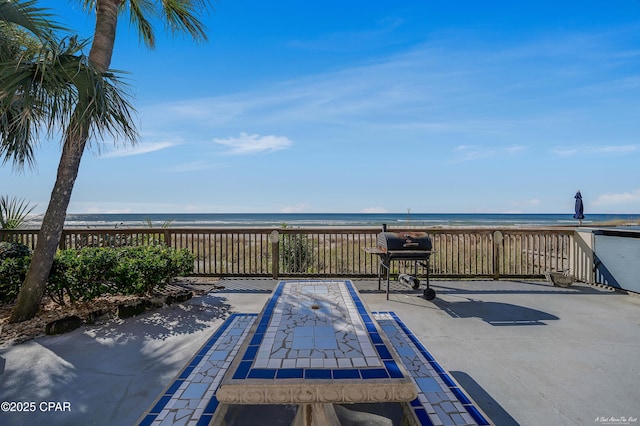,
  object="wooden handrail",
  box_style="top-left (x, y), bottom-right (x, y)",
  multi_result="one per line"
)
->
top-left (0, 227), bottom-right (581, 280)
